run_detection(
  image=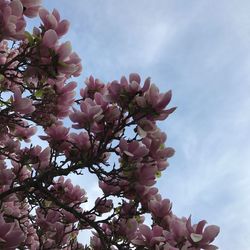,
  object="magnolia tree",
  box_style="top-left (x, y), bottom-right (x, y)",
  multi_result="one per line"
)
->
top-left (0, 1), bottom-right (220, 249)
